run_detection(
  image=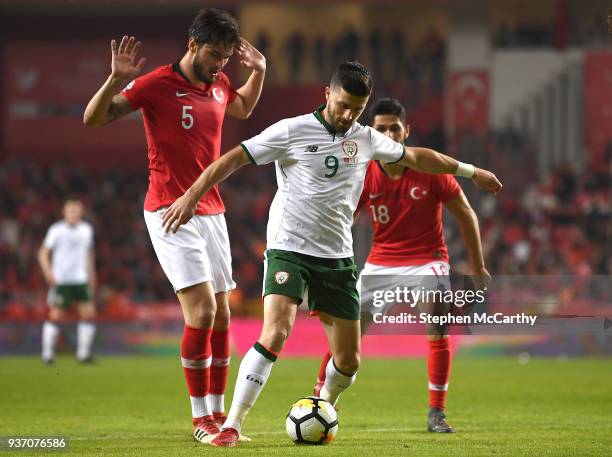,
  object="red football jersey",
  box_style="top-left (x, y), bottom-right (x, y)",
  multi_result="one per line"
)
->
top-left (121, 63), bottom-right (238, 215)
top-left (357, 161), bottom-right (461, 266)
